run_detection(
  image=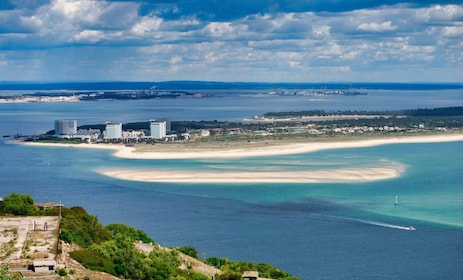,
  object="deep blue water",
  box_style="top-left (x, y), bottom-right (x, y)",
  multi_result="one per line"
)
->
top-left (1, 87), bottom-right (462, 279)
